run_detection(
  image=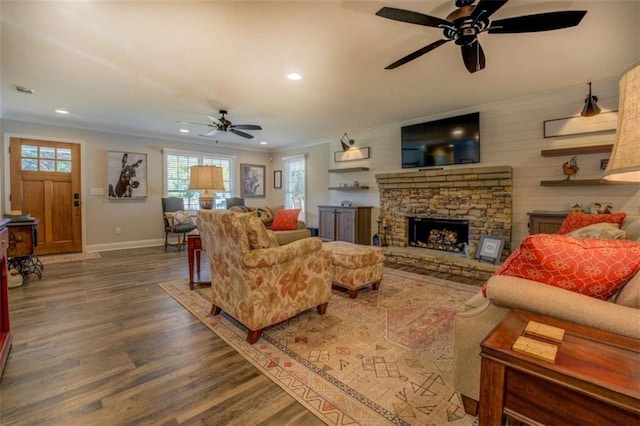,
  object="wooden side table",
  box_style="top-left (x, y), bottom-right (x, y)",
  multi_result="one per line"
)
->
top-left (527, 211), bottom-right (568, 234)
top-left (187, 232), bottom-right (210, 290)
top-left (479, 310), bottom-right (640, 425)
